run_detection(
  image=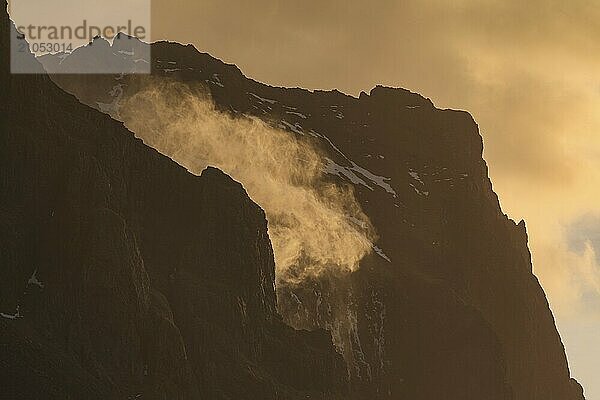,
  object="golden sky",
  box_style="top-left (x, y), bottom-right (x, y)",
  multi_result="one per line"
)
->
top-left (153, 0), bottom-right (600, 396)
